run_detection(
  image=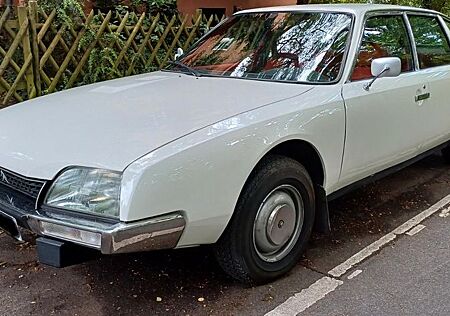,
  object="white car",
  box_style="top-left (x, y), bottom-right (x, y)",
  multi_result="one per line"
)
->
top-left (1, 4), bottom-right (449, 284)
